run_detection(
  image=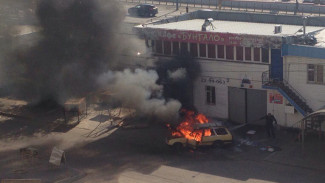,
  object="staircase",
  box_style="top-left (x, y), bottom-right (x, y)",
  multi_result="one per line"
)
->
top-left (262, 71), bottom-right (313, 117)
